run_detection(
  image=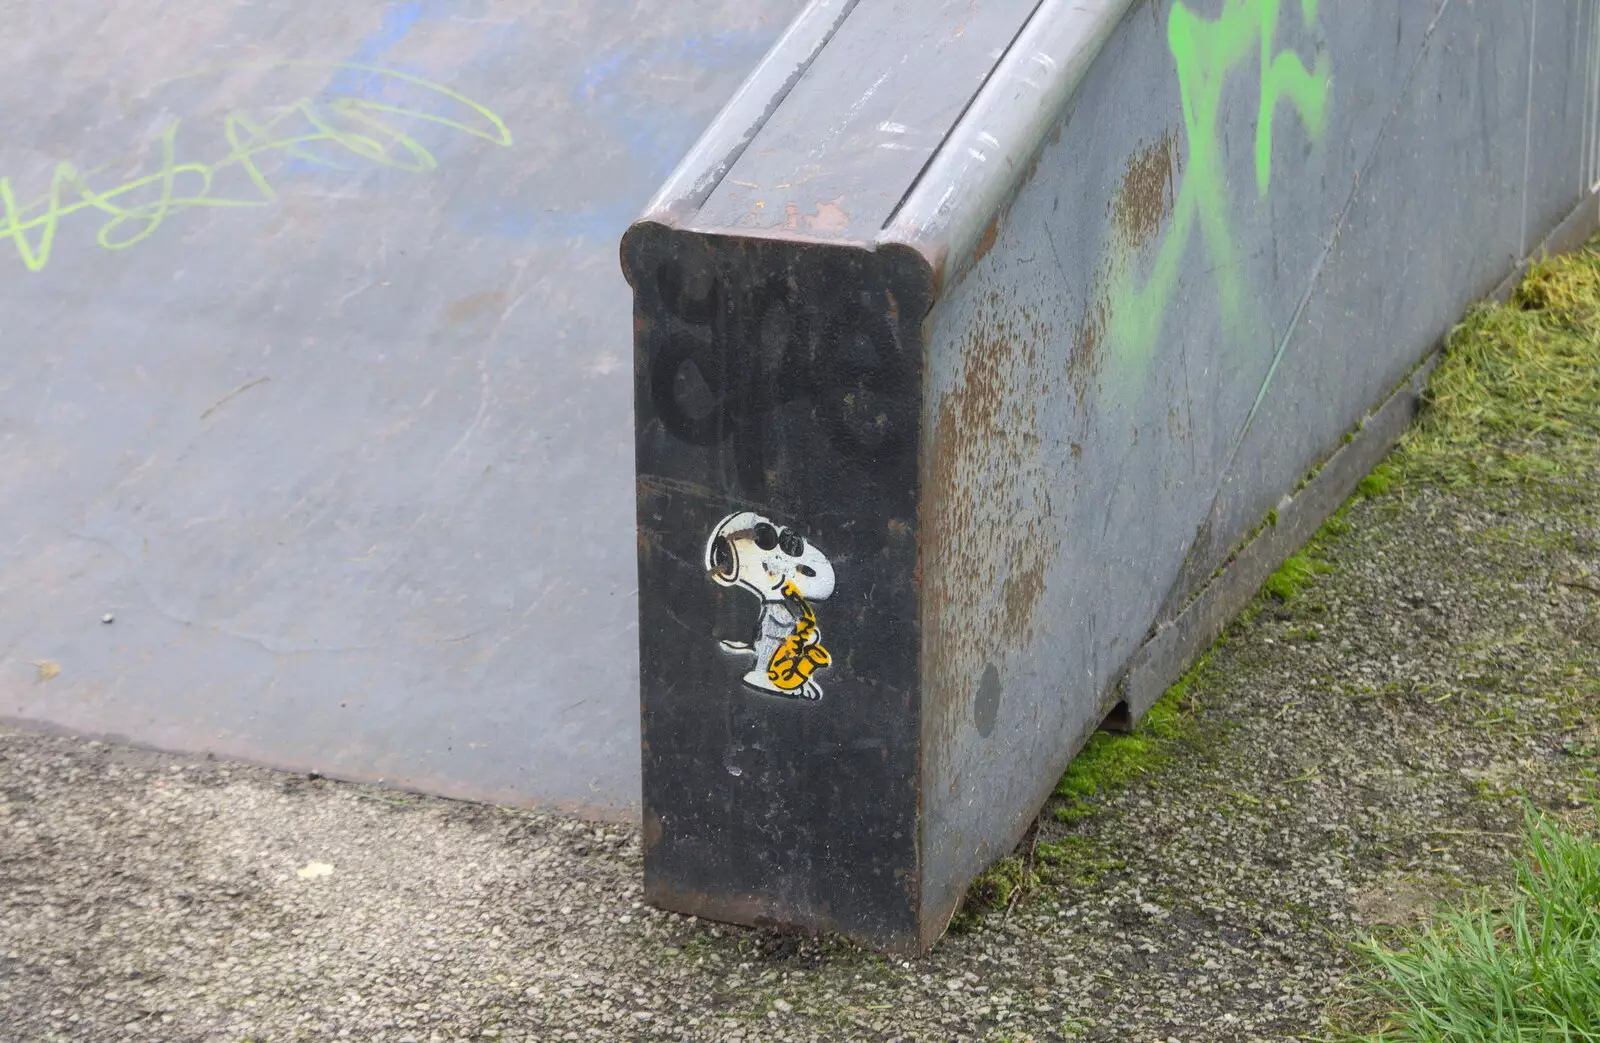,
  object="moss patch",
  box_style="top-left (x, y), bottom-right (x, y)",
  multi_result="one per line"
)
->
top-left (1356, 462), bottom-right (1396, 499)
top-left (1263, 550), bottom-right (1335, 602)
top-left (1054, 672), bottom-right (1200, 809)
top-left (954, 659), bottom-right (1213, 924)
